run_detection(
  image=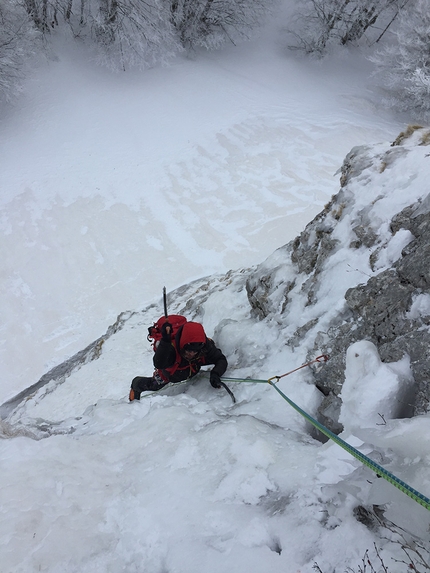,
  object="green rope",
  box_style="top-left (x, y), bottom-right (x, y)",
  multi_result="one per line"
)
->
top-left (269, 379), bottom-right (430, 512)
top-left (140, 369), bottom-right (430, 510)
top-left (220, 376), bottom-right (268, 384)
top-left (220, 374), bottom-right (430, 511)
